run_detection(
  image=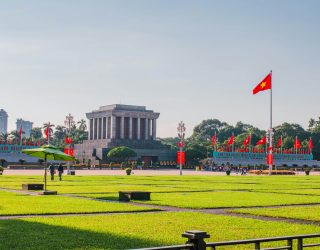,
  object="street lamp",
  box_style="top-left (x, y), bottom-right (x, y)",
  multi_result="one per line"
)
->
top-left (177, 121), bottom-right (186, 176)
top-left (64, 113), bottom-right (75, 174)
